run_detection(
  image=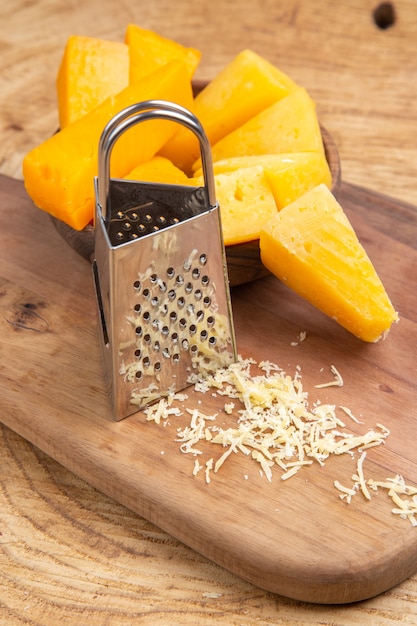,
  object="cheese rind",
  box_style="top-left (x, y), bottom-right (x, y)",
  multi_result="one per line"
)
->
top-left (259, 184), bottom-right (398, 342)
